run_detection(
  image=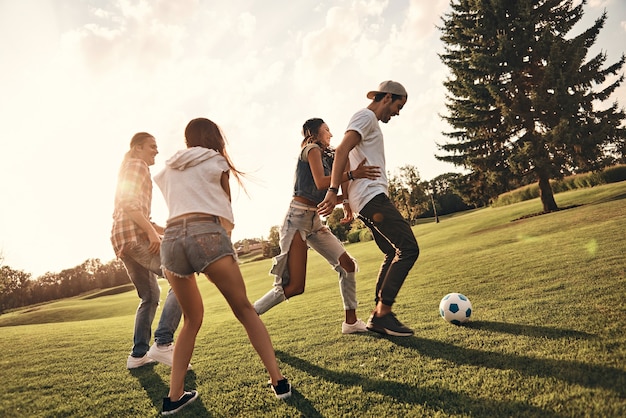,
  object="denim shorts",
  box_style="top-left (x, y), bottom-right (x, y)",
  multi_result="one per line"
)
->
top-left (160, 220), bottom-right (235, 277)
